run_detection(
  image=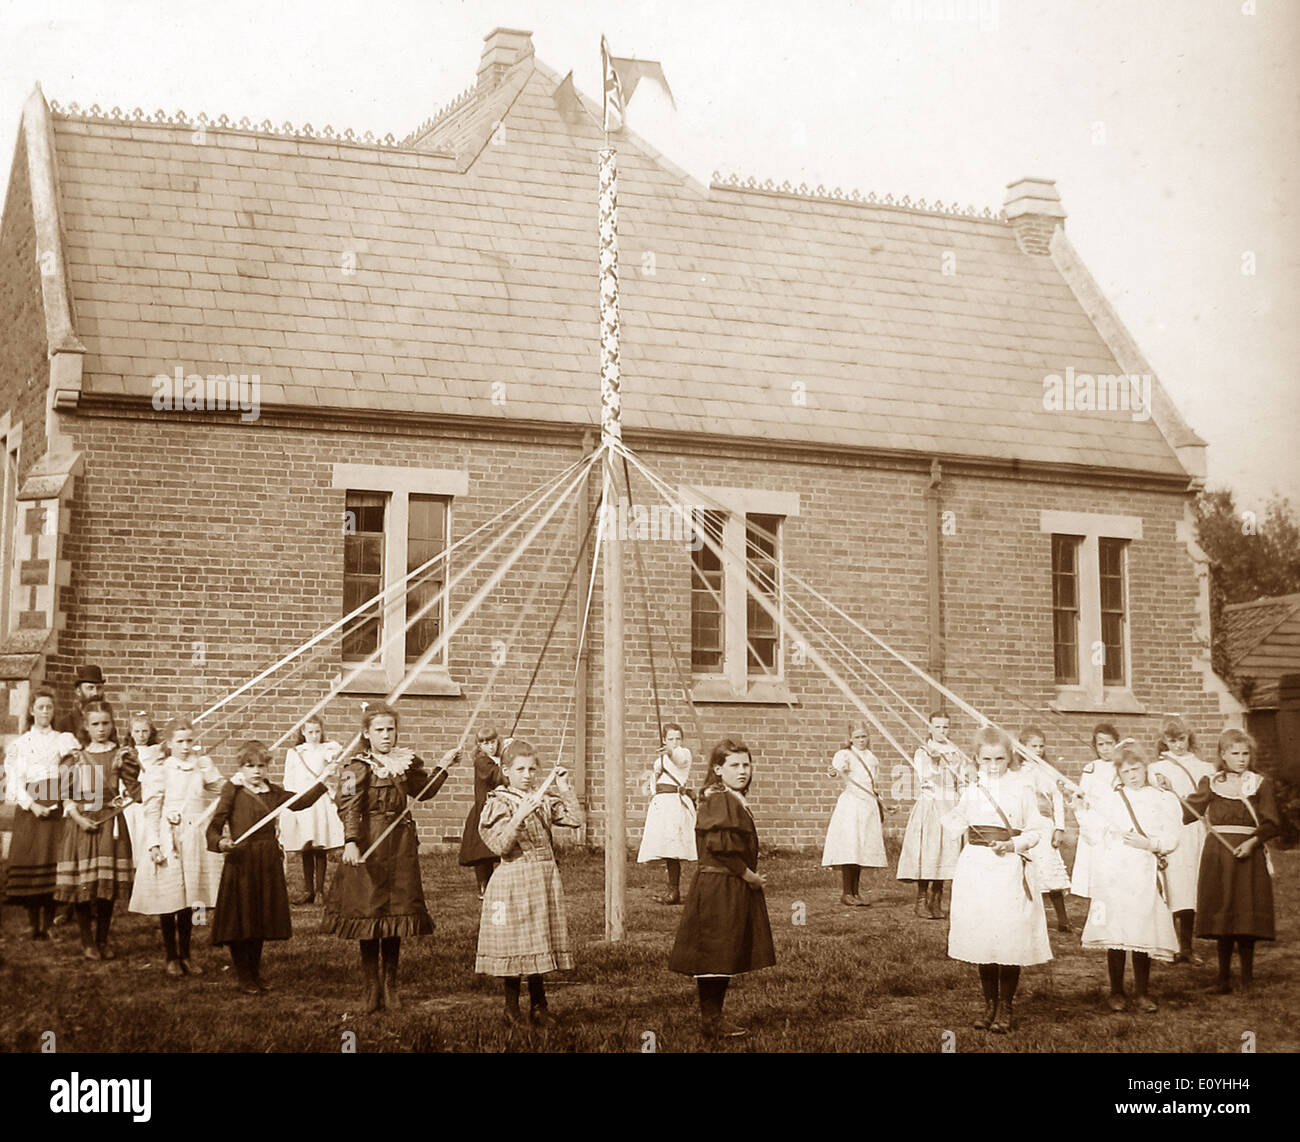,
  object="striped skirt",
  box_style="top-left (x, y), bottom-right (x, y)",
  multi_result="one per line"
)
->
top-left (4, 807), bottom-right (62, 900)
top-left (55, 815), bottom-right (134, 903)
